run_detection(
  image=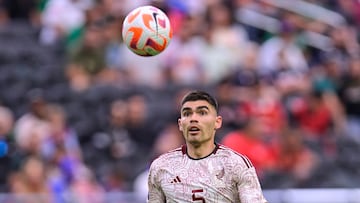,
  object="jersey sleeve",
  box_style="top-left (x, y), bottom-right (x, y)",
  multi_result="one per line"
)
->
top-left (234, 158), bottom-right (268, 203)
top-left (147, 160), bottom-right (166, 203)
